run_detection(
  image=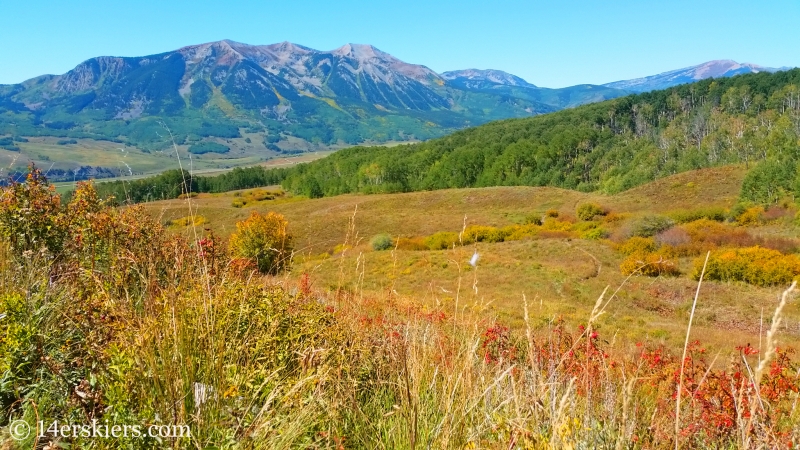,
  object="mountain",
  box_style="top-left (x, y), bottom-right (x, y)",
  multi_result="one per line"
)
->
top-left (441, 69), bottom-right (537, 89)
top-left (440, 69), bottom-right (626, 108)
top-left (603, 60), bottom-right (790, 92)
top-left (0, 40), bottom-right (629, 155)
top-left (0, 41), bottom-right (549, 153)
